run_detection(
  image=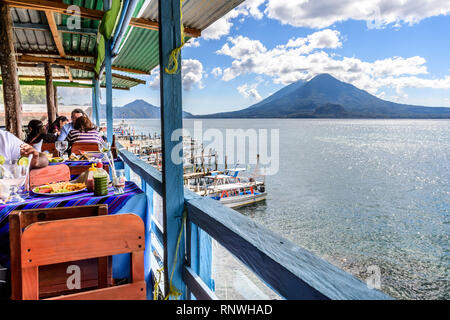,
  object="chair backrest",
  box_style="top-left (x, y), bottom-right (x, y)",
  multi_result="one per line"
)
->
top-left (69, 164), bottom-right (109, 177)
top-left (19, 214), bottom-right (145, 300)
top-left (9, 205), bottom-right (109, 300)
top-left (41, 143), bottom-right (58, 157)
top-left (71, 143), bottom-right (100, 155)
top-left (29, 164), bottom-right (71, 188)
